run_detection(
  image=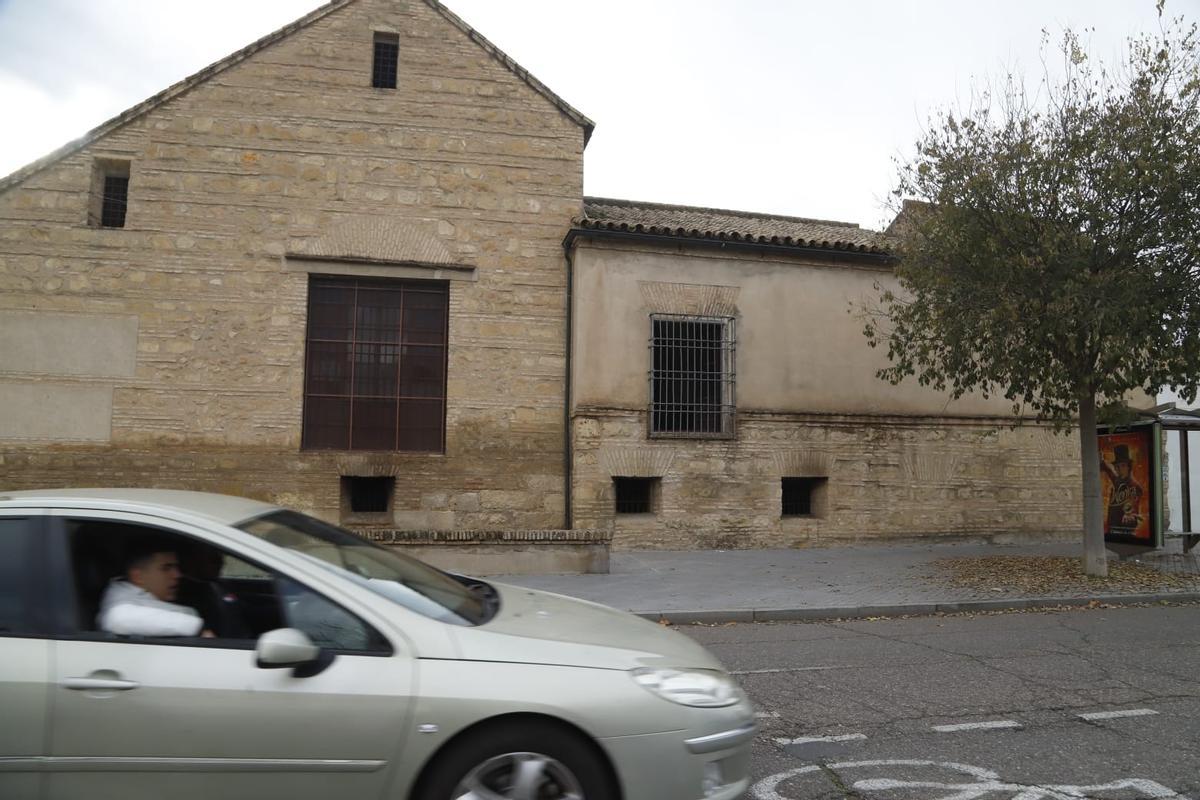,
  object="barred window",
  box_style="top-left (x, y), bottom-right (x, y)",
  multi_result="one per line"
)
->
top-left (303, 276), bottom-right (447, 452)
top-left (101, 177), bottom-right (129, 228)
top-left (782, 477), bottom-right (827, 517)
top-left (649, 315), bottom-right (735, 437)
top-left (372, 32), bottom-right (399, 89)
top-left (614, 477), bottom-right (658, 514)
top-left (89, 159), bottom-right (131, 229)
